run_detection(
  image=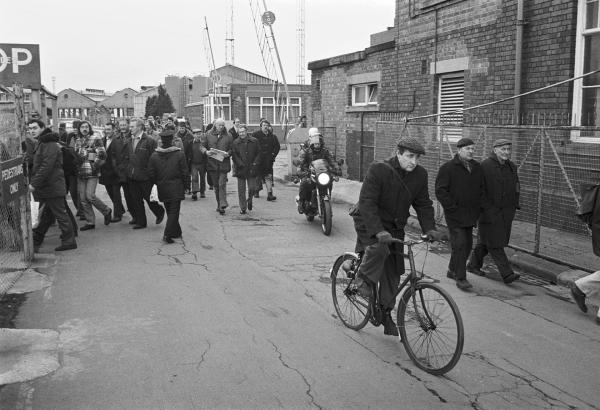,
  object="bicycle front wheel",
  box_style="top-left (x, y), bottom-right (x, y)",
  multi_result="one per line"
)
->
top-left (398, 283), bottom-right (464, 375)
top-left (331, 254), bottom-right (370, 330)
